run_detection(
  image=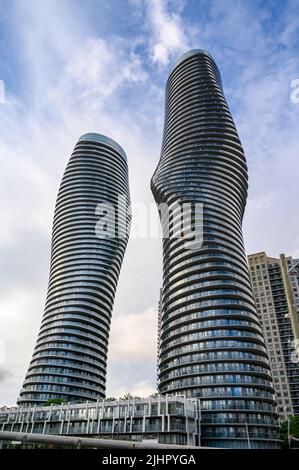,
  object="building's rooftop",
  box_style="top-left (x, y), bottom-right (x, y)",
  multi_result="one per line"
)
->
top-left (78, 133), bottom-right (127, 161)
top-left (168, 49), bottom-right (215, 76)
